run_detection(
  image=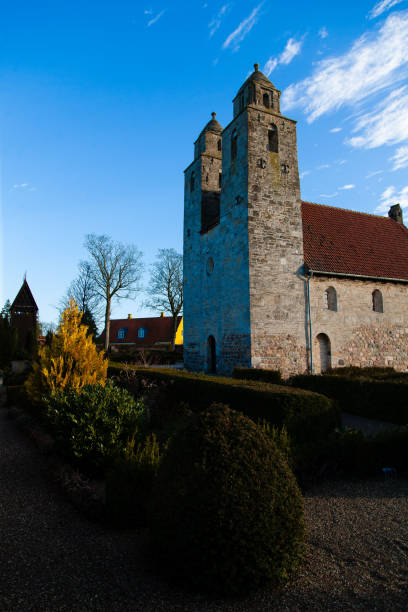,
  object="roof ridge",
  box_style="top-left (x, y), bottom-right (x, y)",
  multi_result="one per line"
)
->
top-left (301, 200), bottom-right (392, 221)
